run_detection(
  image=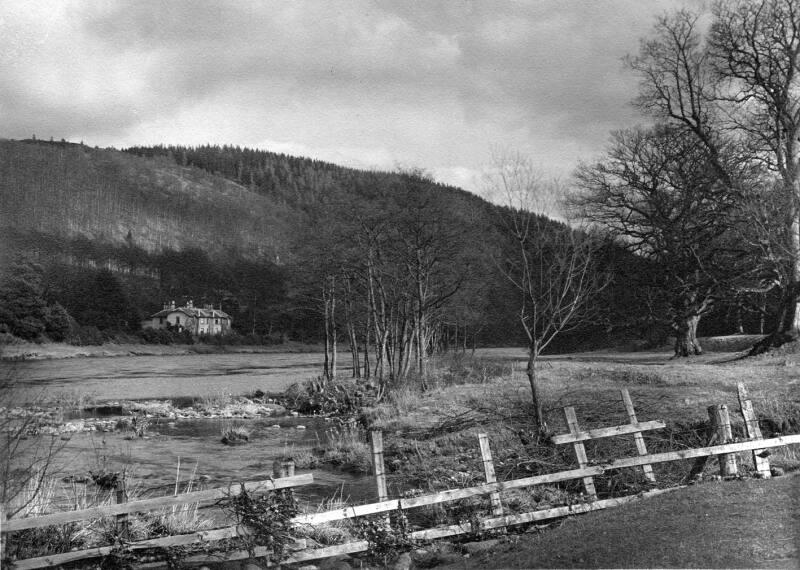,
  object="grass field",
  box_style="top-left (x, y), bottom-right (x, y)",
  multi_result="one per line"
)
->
top-left (355, 340), bottom-right (800, 568)
top-left (443, 475), bottom-right (799, 568)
